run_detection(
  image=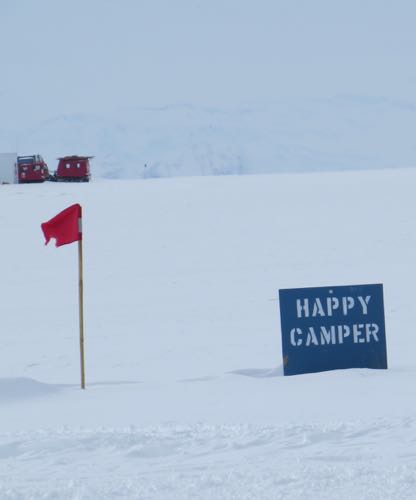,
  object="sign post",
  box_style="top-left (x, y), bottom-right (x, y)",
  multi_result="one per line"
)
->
top-left (279, 284), bottom-right (387, 376)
